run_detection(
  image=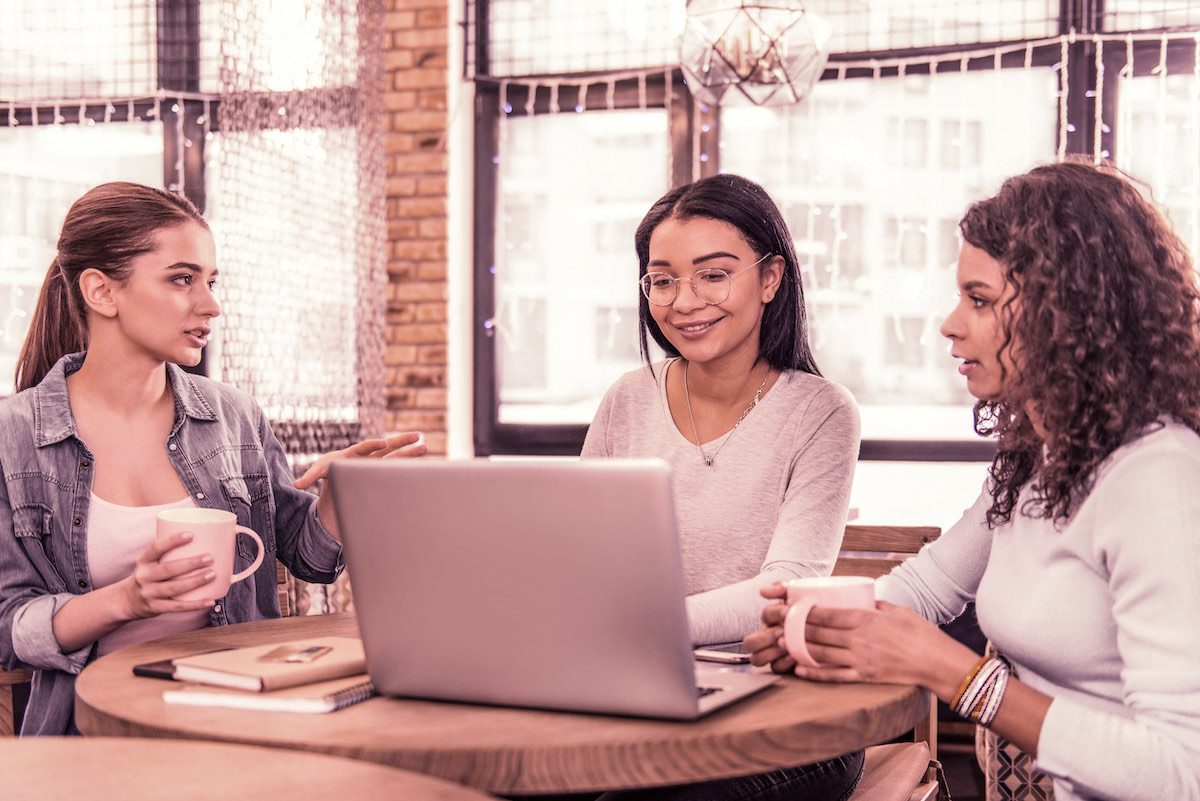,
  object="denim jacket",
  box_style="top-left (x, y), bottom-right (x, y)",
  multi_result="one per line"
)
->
top-left (0, 353), bottom-right (344, 736)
